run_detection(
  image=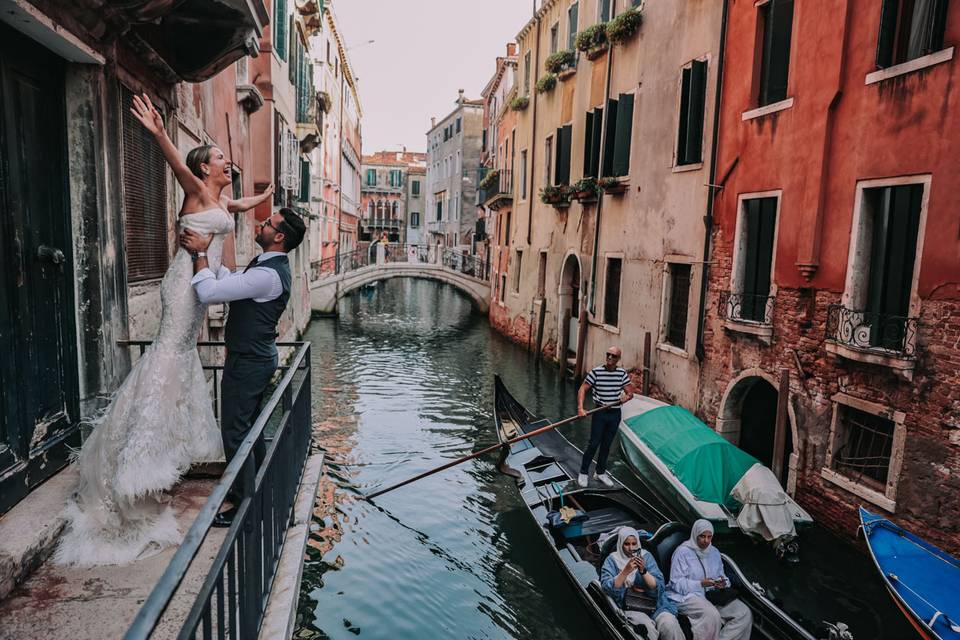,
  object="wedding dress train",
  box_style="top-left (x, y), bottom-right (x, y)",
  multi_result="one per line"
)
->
top-left (55, 209), bottom-right (234, 566)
